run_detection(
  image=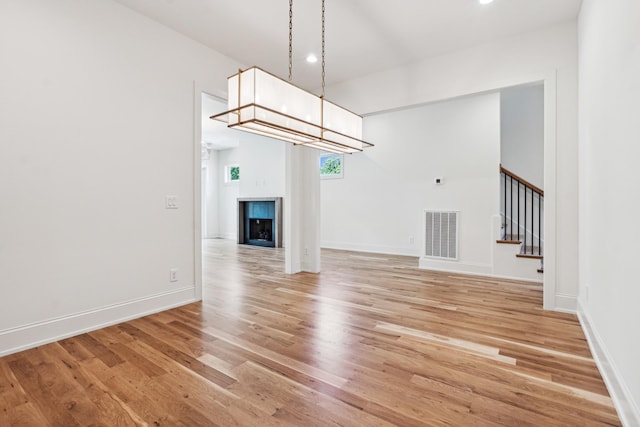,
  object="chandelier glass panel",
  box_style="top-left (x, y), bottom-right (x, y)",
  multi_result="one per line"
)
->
top-left (211, 0), bottom-right (372, 154)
